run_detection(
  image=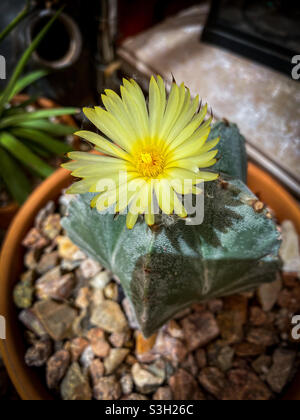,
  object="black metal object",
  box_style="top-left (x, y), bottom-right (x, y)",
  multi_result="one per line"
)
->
top-left (0, 0), bottom-right (117, 106)
top-left (202, 0), bottom-right (300, 77)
